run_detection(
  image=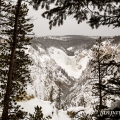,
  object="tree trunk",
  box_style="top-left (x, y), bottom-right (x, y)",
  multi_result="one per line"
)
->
top-left (2, 0), bottom-right (22, 119)
top-left (98, 38), bottom-right (102, 111)
top-left (98, 57), bottom-right (102, 110)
